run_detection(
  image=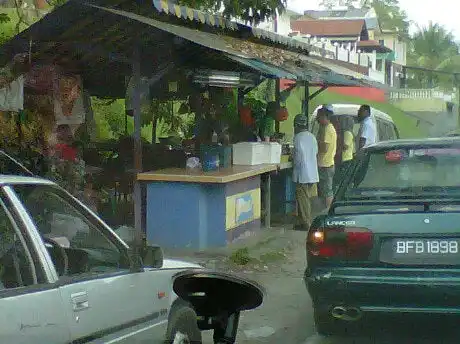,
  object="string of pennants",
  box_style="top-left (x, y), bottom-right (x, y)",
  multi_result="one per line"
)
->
top-left (151, 0), bottom-right (314, 53)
